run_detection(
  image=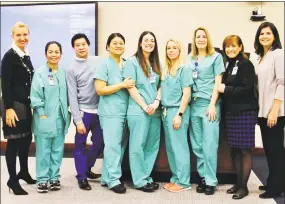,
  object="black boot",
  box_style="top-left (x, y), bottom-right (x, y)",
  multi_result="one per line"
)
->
top-left (7, 179), bottom-right (28, 195)
top-left (17, 171), bottom-right (36, 184)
